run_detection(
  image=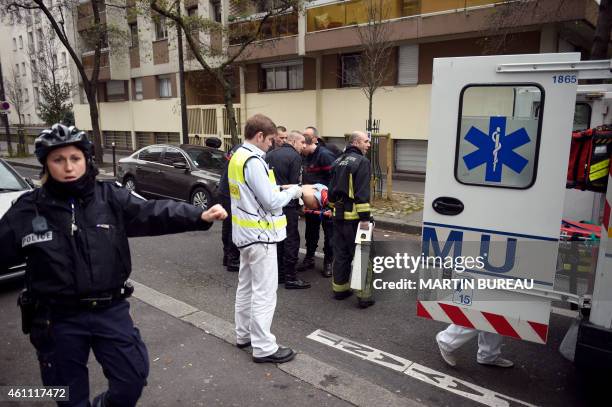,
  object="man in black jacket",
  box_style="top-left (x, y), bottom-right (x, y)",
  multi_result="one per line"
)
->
top-left (328, 131), bottom-right (375, 308)
top-left (219, 143), bottom-right (242, 271)
top-left (265, 131), bottom-right (311, 289)
top-left (299, 130), bottom-right (337, 277)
